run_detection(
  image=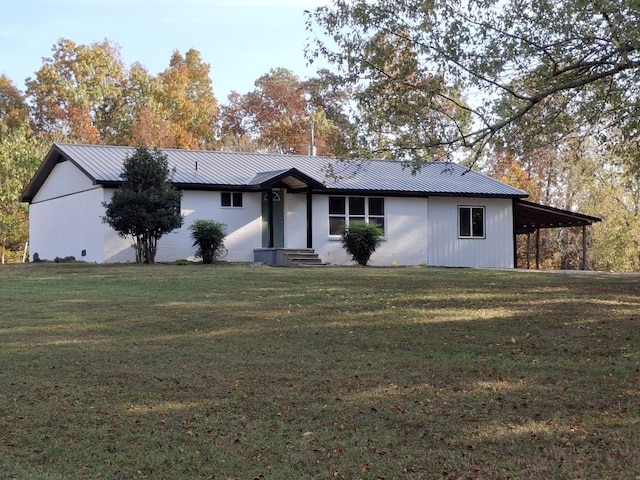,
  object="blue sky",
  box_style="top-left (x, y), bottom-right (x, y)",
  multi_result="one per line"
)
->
top-left (0, 0), bottom-right (330, 100)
